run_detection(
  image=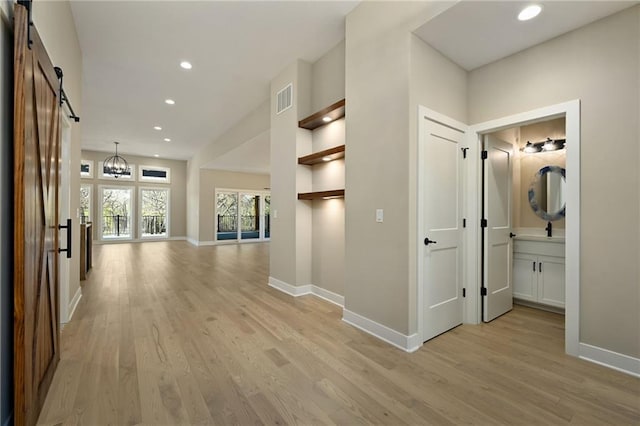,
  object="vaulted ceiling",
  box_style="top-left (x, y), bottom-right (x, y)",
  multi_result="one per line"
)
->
top-left (73, 0), bottom-right (637, 171)
top-left (71, 1), bottom-right (358, 160)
